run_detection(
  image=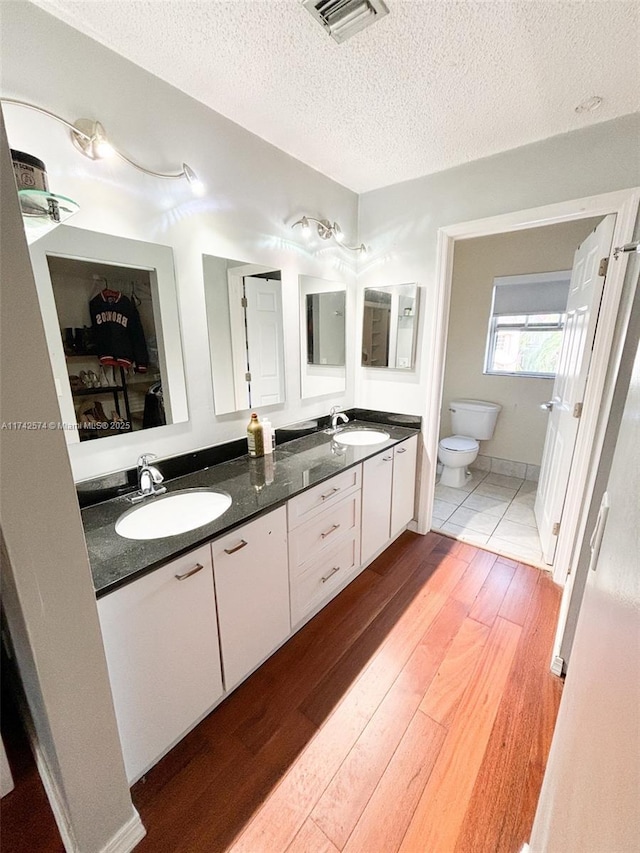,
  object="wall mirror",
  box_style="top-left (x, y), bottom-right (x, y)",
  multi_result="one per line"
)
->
top-left (362, 283), bottom-right (420, 369)
top-left (299, 275), bottom-right (346, 399)
top-left (203, 255), bottom-right (286, 414)
top-left (29, 225), bottom-right (189, 445)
